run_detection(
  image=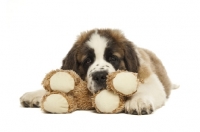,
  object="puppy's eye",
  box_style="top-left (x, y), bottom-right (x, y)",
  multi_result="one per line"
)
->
top-left (108, 56), bottom-right (117, 62)
top-left (84, 58), bottom-right (92, 64)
